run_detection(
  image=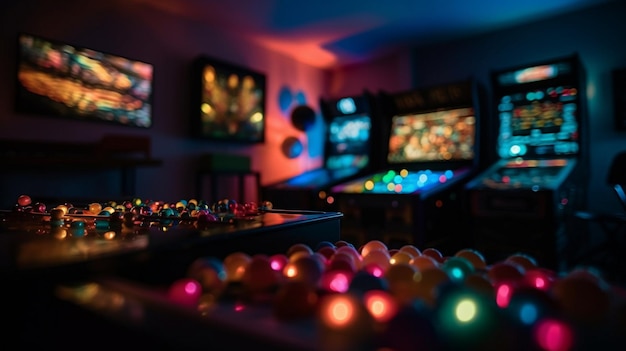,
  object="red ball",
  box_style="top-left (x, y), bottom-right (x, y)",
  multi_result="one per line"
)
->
top-left (316, 246), bottom-right (337, 260)
top-left (328, 254), bottom-right (357, 273)
top-left (17, 194), bottom-right (32, 207)
top-left (551, 273), bottom-right (611, 323)
top-left (334, 240), bottom-right (354, 248)
top-left (487, 261), bottom-right (525, 285)
top-left (422, 248), bottom-right (444, 263)
top-left (283, 256), bottom-right (324, 287)
top-left (241, 254), bottom-right (280, 296)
